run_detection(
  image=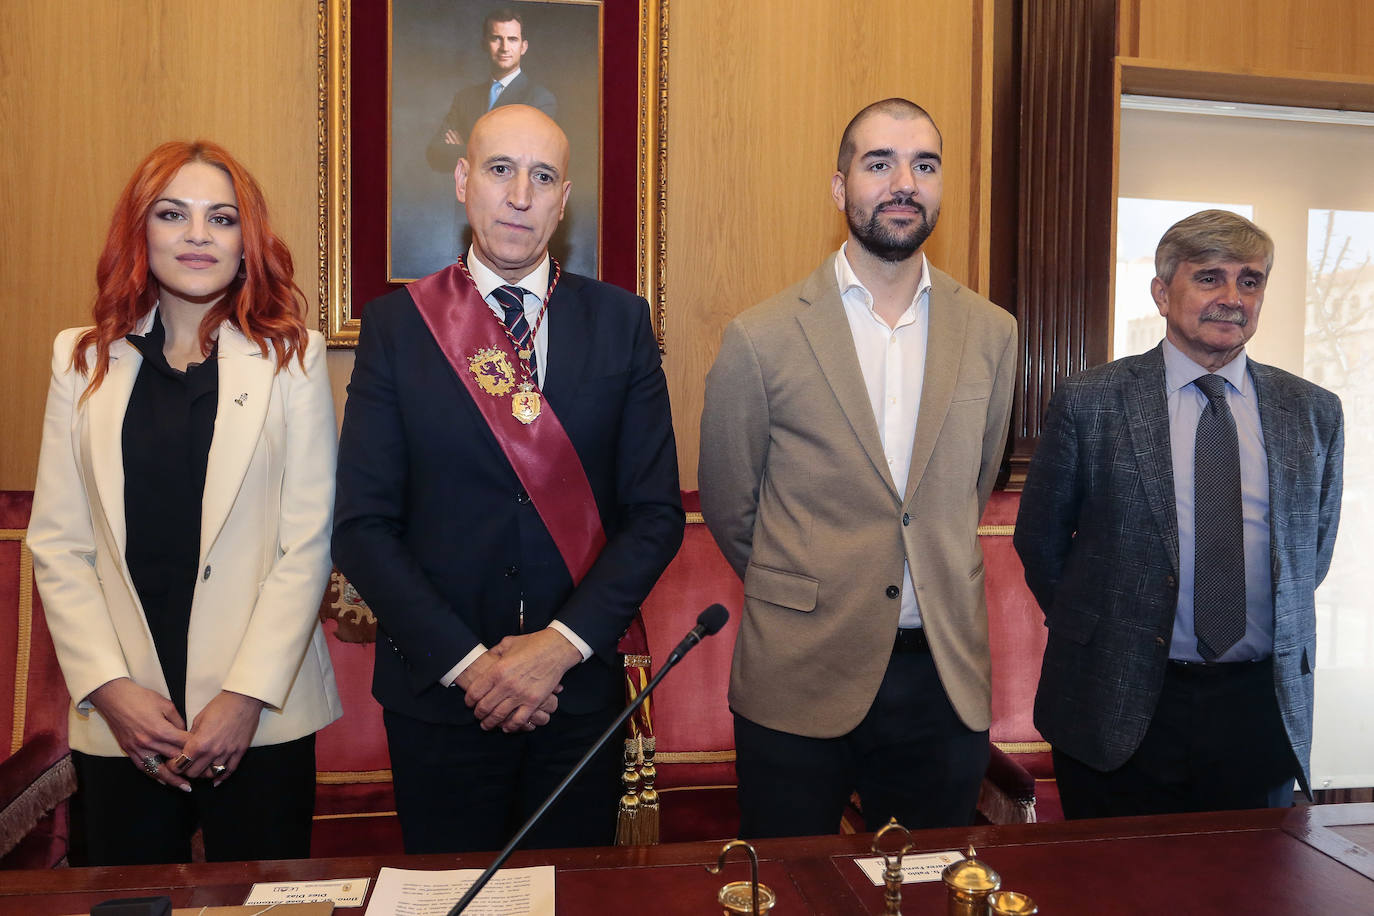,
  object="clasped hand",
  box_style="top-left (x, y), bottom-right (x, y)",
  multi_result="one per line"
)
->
top-left (456, 629), bottom-right (580, 732)
top-left (89, 678), bottom-right (264, 789)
